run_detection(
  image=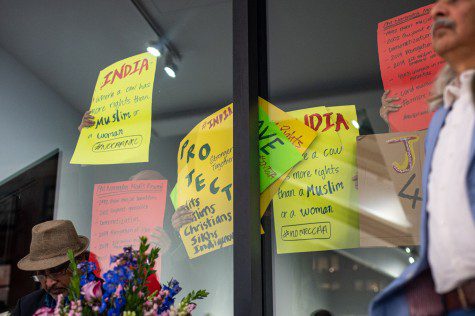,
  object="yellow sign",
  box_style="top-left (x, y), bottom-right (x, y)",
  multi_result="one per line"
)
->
top-left (273, 105), bottom-right (359, 253)
top-left (258, 98), bottom-right (318, 220)
top-left (71, 53), bottom-right (157, 165)
top-left (177, 104), bottom-right (234, 259)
